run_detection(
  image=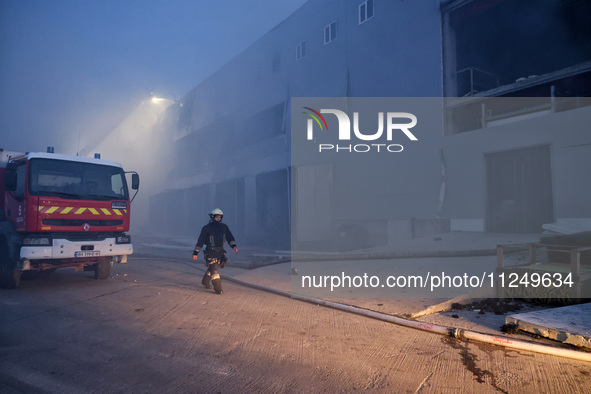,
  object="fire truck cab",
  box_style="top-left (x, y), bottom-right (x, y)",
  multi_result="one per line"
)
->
top-left (0, 148), bottom-right (139, 288)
